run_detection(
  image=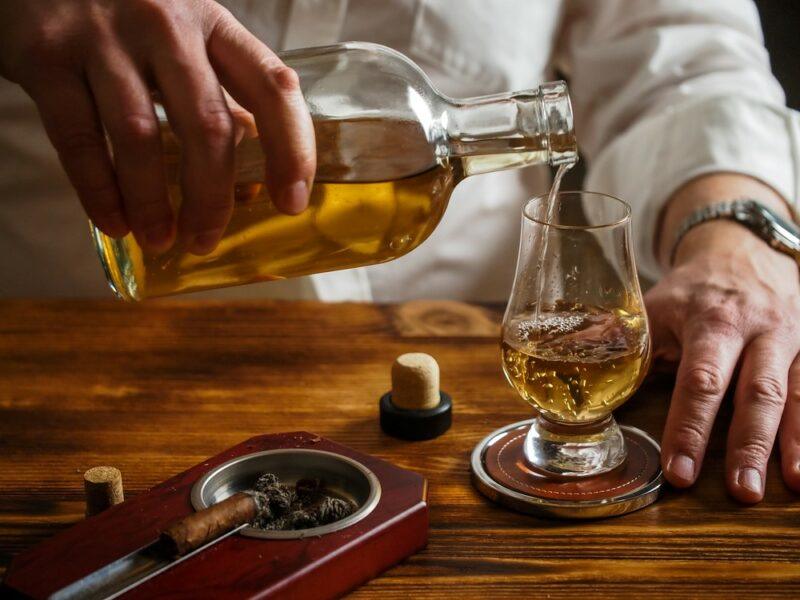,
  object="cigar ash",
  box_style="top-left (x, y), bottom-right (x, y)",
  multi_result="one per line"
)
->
top-left (250, 473), bottom-right (357, 531)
